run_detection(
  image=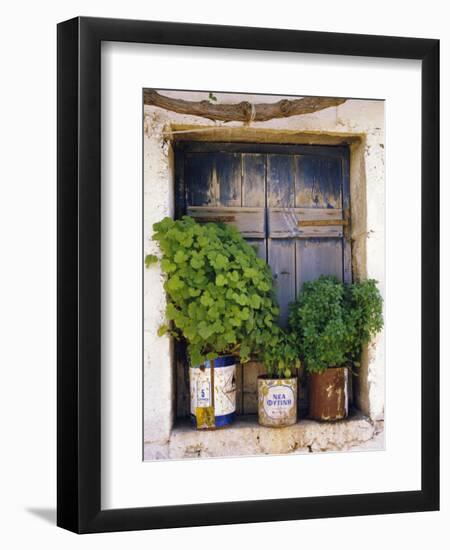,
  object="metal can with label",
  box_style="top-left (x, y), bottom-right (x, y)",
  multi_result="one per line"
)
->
top-left (258, 375), bottom-right (298, 427)
top-left (189, 355), bottom-right (236, 429)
